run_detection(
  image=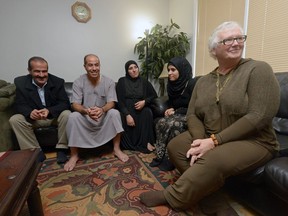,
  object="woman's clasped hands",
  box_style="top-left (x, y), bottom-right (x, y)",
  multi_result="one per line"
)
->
top-left (186, 138), bottom-right (215, 166)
